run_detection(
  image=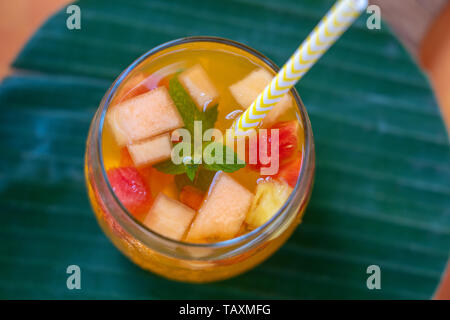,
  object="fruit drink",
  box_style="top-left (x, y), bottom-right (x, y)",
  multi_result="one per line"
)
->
top-left (85, 38), bottom-right (314, 282)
